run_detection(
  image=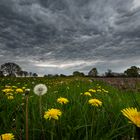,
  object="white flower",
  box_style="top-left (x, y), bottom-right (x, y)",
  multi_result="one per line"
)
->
top-left (25, 88), bottom-right (30, 96)
top-left (34, 84), bottom-right (47, 96)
